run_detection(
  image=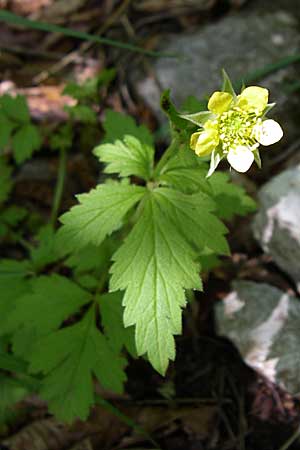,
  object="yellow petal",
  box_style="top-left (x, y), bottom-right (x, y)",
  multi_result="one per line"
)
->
top-left (208, 91), bottom-right (233, 114)
top-left (191, 129), bottom-right (219, 157)
top-left (190, 132), bottom-right (202, 150)
top-left (237, 86), bottom-right (269, 112)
